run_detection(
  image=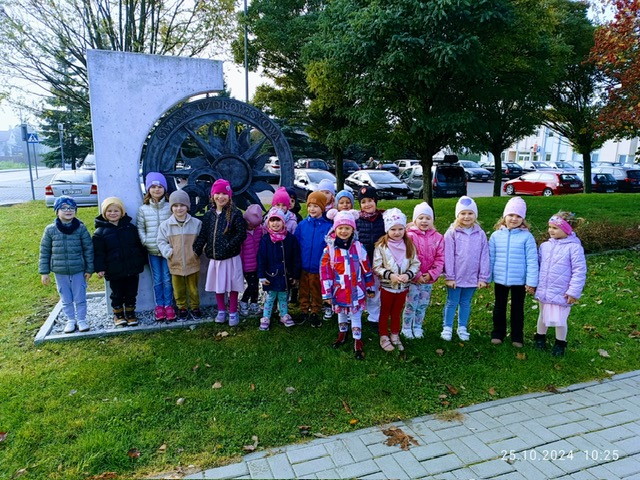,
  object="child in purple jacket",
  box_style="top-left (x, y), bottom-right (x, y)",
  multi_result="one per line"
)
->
top-left (240, 204), bottom-right (264, 317)
top-left (534, 211), bottom-right (587, 356)
top-left (442, 196), bottom-right (490, 342)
